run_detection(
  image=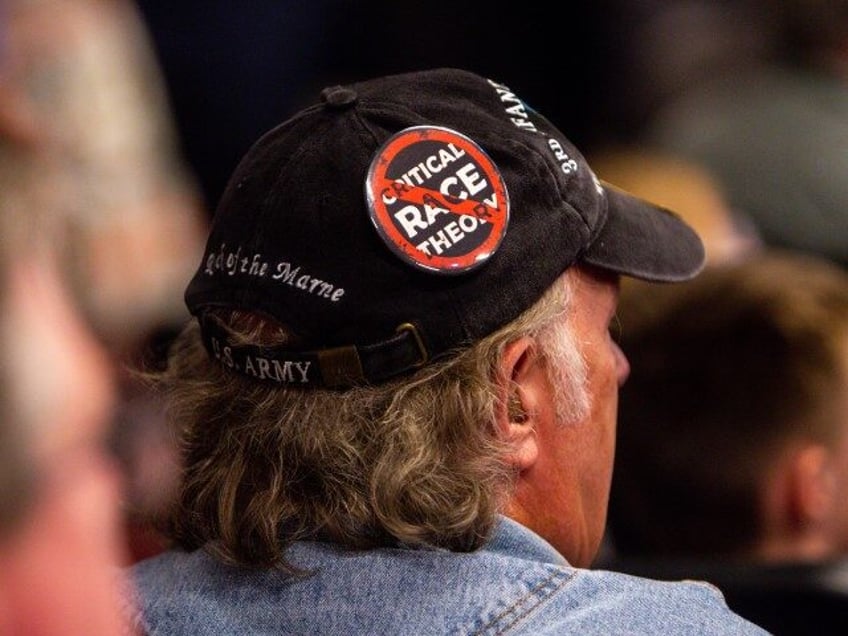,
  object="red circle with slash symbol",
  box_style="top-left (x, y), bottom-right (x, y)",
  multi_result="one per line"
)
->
top-left (365, 126), bottom-right (509, 274)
